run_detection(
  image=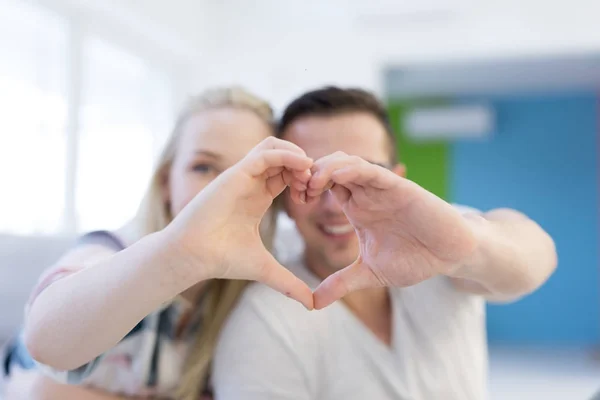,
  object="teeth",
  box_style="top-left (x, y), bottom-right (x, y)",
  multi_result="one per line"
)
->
top-left (322, 224), bottom-right (354, 235)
